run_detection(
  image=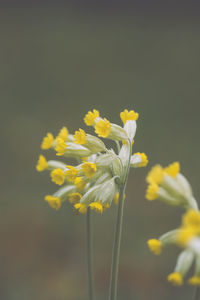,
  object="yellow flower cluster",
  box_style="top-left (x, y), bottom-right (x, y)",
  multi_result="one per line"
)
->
top-left (36, 109), bottom-right (148, 214)
top-left (147, 161), bottom-right (200, 287)
top-left (145, 162), bottom-right (196, 210)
